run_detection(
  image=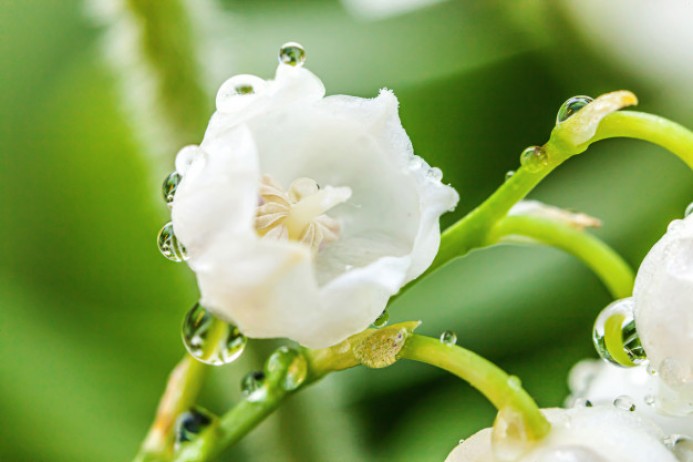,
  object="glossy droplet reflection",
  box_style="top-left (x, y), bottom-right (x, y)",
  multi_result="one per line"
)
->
top-left (505, 170), bottom-right (515, 182)
top-left (519, 146), bottom-right (548, 173)
top-left (372, 310), bottom-right (389, 328)
top-left (162, 171), bottom-right (182, 206)
top-left (279, 42), bottom-right (306, 67)
top-left (241, 371), bottom-right (266, 401)
top-left (175, 407), bottom-right (215, 447)
top-left (157, 222), bottom-right (188, 262)
top-left (614, 395), bottom-right (636, 412)
top-left (664, 434), bottom-right (693, 461)
top-left (181, 303), bottom-right (247, 366)
top-left (216, 75), bottom-right (267, 112)
top-left (440, 330), bottom-right (457, 346)
top-left (593, 298), bottom-right (646, 367)
top-left (266, 346), bottom-right (308, 391)
top-left (556, 95), bottom-right (594, 124)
